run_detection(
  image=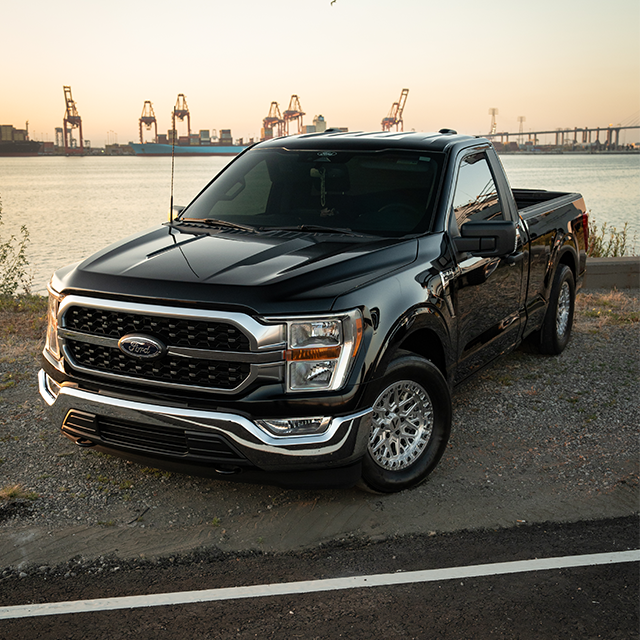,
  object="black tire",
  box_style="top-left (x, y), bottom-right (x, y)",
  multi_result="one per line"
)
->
top-left (360, 353), bottom-right (452, 493)
top-left (538, 264), bottom-right (576, 355)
